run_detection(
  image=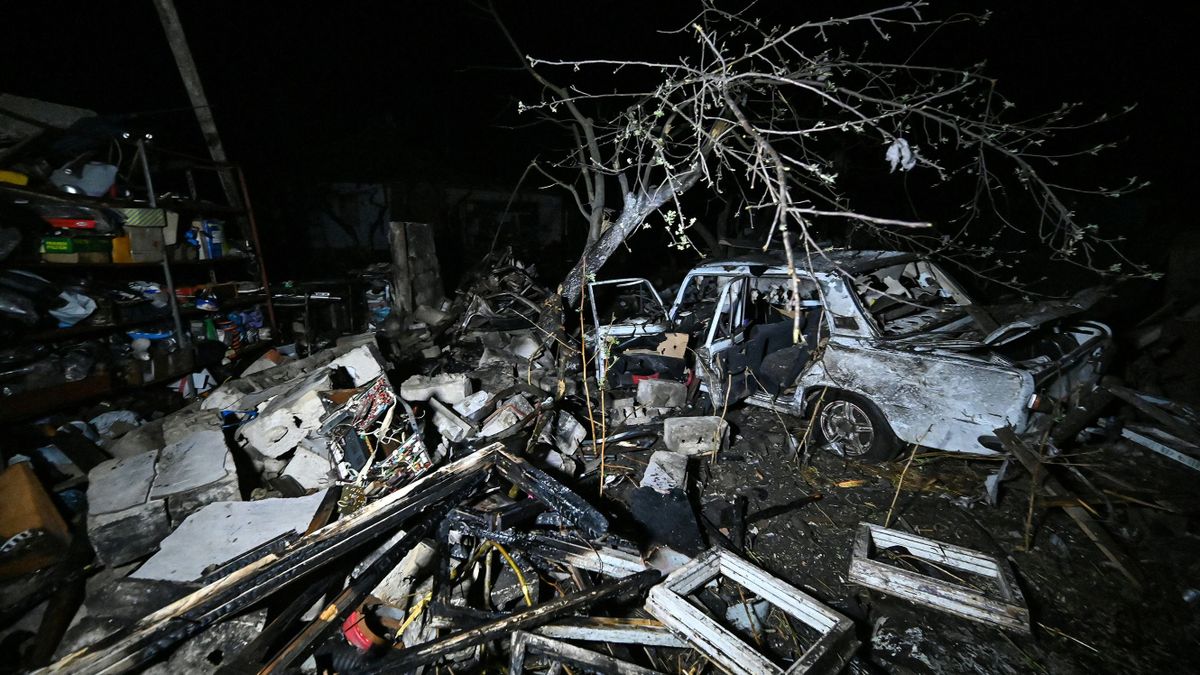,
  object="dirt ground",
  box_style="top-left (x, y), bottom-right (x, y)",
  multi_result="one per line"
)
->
top-left (603, 405), bottom-right (1200, 674)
